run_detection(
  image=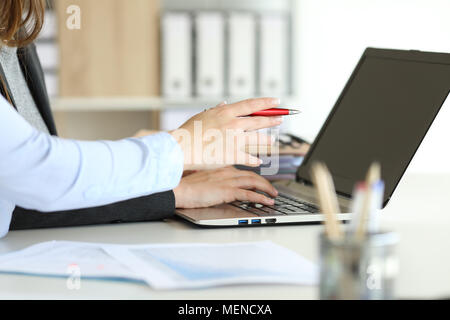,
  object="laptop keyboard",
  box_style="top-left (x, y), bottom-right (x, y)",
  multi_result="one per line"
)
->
top-left (231, 194), bottom-right (319, 216)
